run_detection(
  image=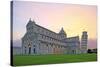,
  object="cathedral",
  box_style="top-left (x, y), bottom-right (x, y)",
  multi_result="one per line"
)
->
top-left (21, 19), bottom-right (88, 55)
